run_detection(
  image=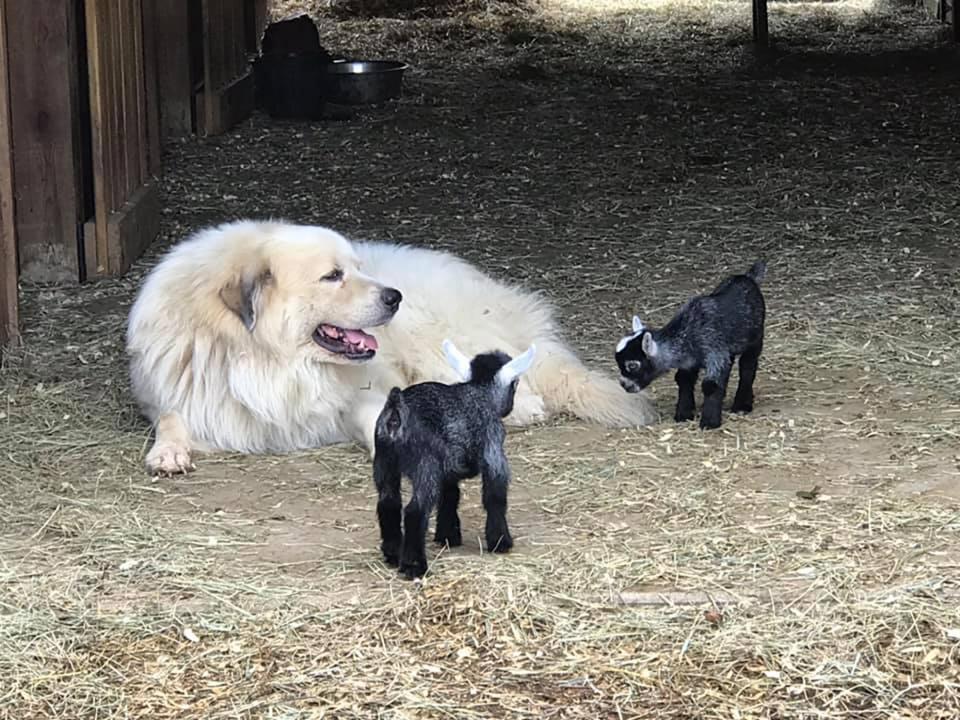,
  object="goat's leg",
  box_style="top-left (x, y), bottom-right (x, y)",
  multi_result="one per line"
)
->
top-left (373, 447), bottom-right (403, 567)
top-left (399, 467), bottom-right (438, 579)
top-left (434, 481), bottom-right (462, 547)
top-left (732, 344), bottom-right (762, 414)
top-left (481, 444), bottom-right (513, 554)
top-left (700, 355), bottom-right (732, 430)
top-left (674, 368), bottom-right (699, 422)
